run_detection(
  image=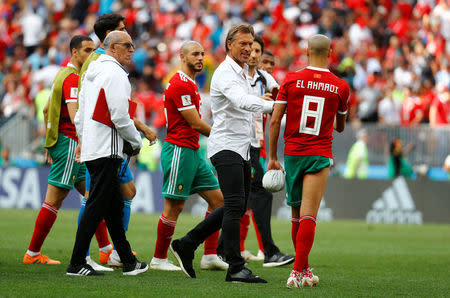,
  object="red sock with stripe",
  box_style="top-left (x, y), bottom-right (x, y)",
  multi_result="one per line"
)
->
top-left (239, 210), bottom-right (251, 251)
top-left (28, 202), bottom-right (58, 253)
top-left (153, 214), bottom-right (176, 259)
top-left (95, 219), bottom-right (110, 248)
top-left (291, 217), bottom-right (300, 249)
top-left (293, 215), bottom-right (316, 272)
top-left (204, 210), bottom-right (219, 255)
top-left (251, 211), bottom-right (265, 253)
